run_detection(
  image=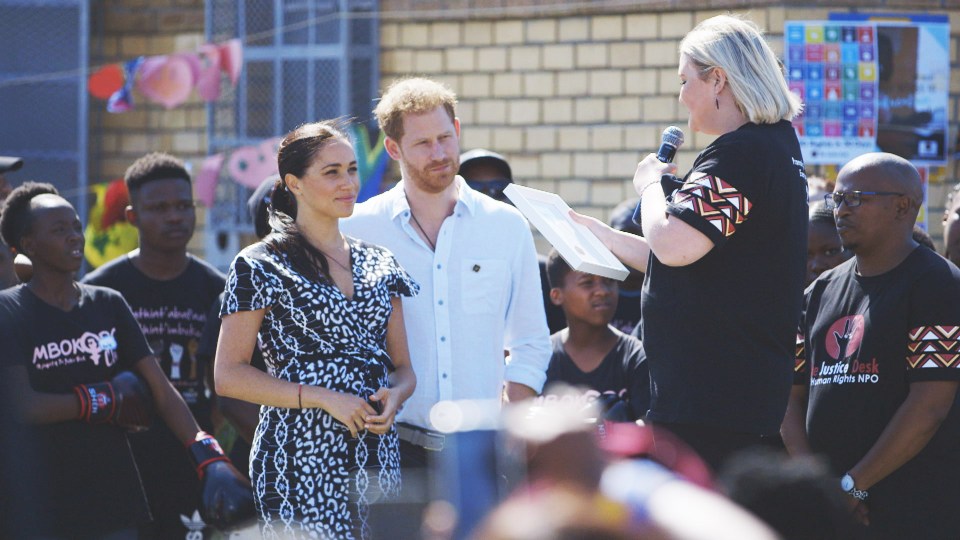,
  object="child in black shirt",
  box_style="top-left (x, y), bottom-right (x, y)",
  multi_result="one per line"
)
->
top-left (541, 249), bottom-right (649, 421)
